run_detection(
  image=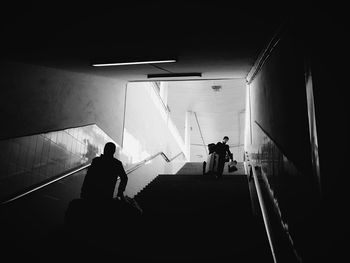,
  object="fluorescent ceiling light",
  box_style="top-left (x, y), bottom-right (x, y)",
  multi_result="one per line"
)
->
top-left (92, 59), bottom-right (176, 67)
